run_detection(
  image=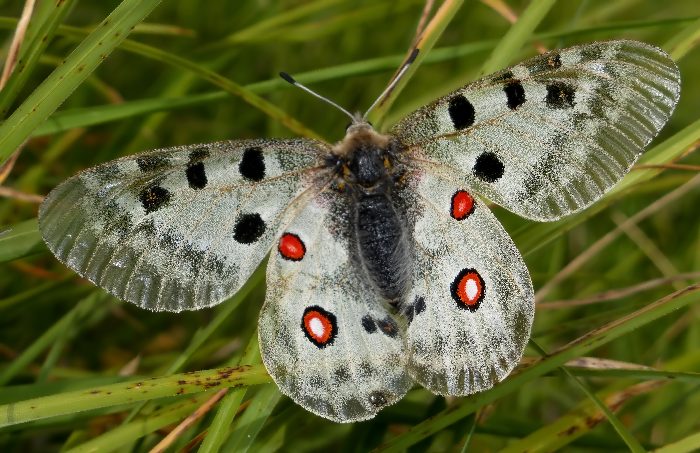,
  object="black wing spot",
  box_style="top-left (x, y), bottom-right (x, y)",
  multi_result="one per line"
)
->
top-left (139, 185), bottom-right (171, 213)
top-left (447, 94), bottom-right (475, 130)
top-left (492, 70), bottom-right (514, 83)
top-left (189, 147), bottom-right (210, 163)
top-left (404, 295), bottom-right (426, 324)
top-left (136, 155), bottom-right (169, 172)
top-left (239, 147), bottom-right (265, 181)
top-left (473, 152), bottom-right (504, 183)
top-left (376, 317), bottom-right (398, 338)
top-left (233, 213), bottom-right (266, 244)
top-left (186, 162), bottom-right (207, 189)
top-left (545, 82), bottom-right (576, 109)
top-left (503, 80), bottom-right (526, 110)
top-left (548, 52), bottom-right (562, 69)
top-left (414, 296), bottom-right (426, 315)
top-left (528, 52), bottom-right (562, 73)
top-left (361, 315), bottom-right (377, 333)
